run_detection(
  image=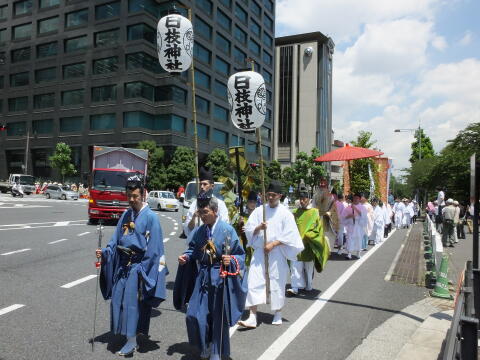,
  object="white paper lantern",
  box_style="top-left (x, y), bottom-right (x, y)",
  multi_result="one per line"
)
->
top-left (227, 71), bottom-right (266, 131)
top-left (157, 14), bottom-right (194, 73)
